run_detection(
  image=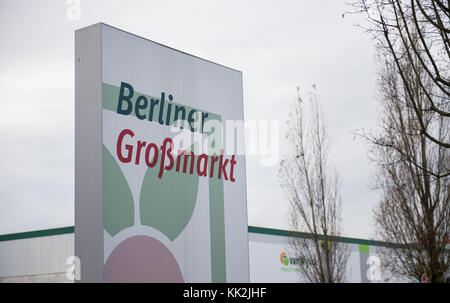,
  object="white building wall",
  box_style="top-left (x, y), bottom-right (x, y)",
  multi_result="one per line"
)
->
top-left (0, 228), bottom-right (424, 283)
top-left (248, 232), bottom-right (365, 282)
top-left (0, 234), bottom-right (74, 283)
top-left (248, 231), bottom-right (407, 283)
